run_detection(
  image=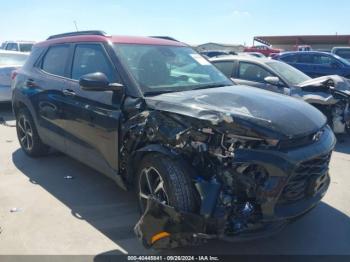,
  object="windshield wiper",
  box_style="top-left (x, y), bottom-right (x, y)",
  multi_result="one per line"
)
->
top-left (143, 83), bottom-right (231, 96)
top-left (143, 90), bottom-right (177, 96)
top-left (192, 83), bottom-right (229, 91)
